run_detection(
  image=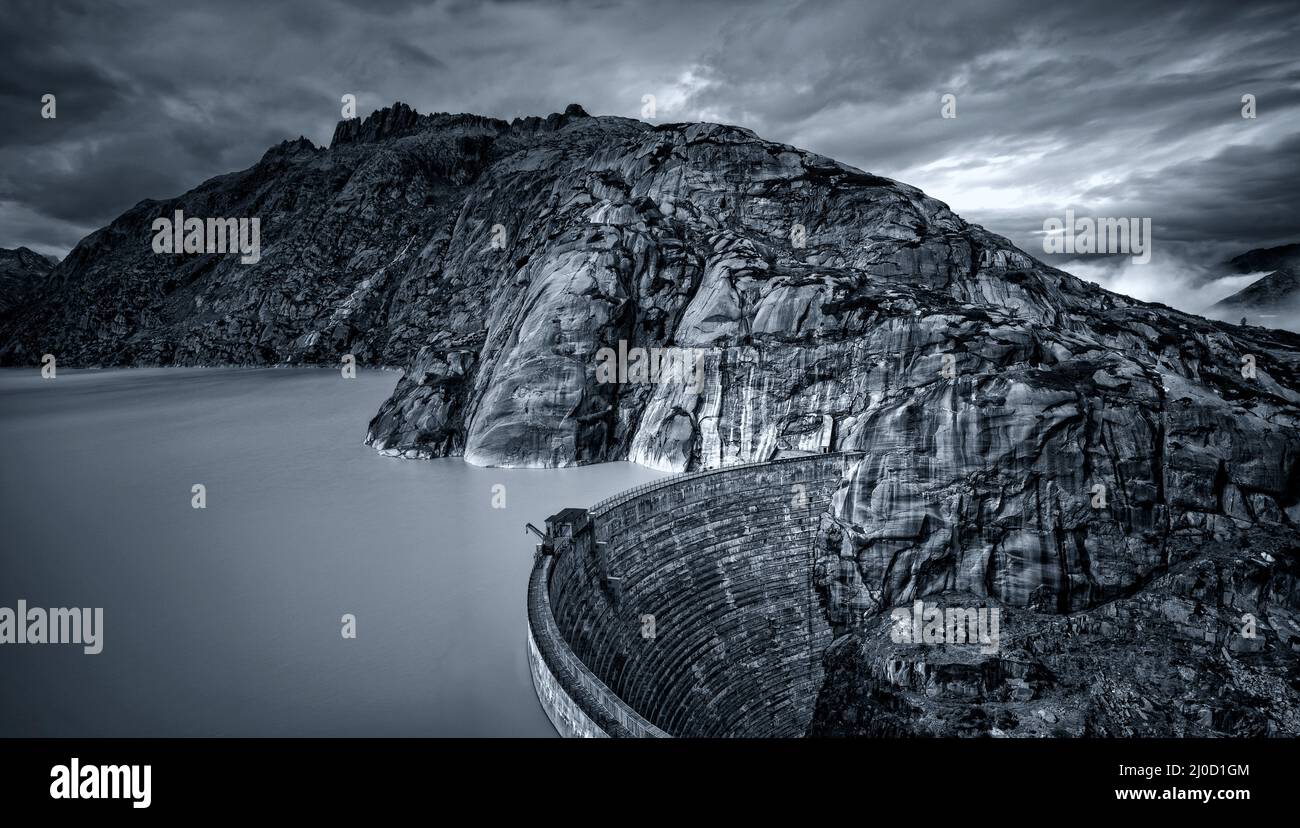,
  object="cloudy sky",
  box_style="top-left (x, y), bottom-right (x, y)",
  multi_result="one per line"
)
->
top-left (3, 0), bottom-right (1297, 314)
